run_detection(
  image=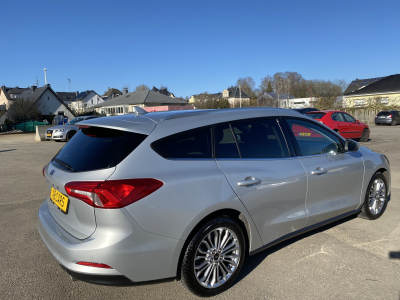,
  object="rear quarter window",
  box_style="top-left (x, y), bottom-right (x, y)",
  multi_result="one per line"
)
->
top-left (53, 127), bottom-right (147, 172)
top-left (151, 127), bottom-right (213, 159)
